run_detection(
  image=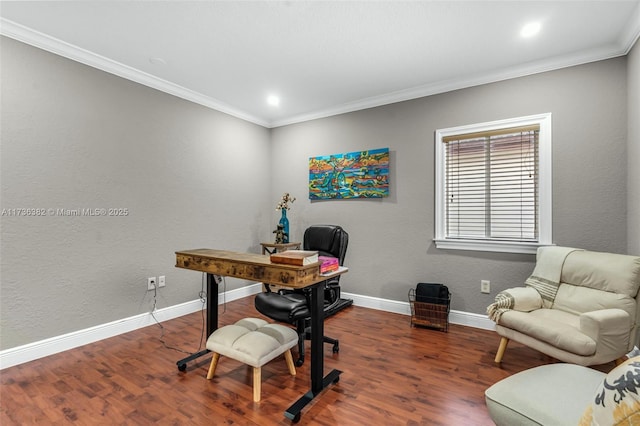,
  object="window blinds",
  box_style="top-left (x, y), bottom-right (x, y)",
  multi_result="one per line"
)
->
top-left (444, 125), bottom-right (539, 242)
